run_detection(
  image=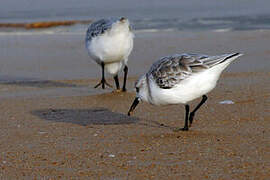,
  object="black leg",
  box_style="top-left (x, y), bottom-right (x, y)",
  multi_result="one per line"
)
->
top-left (189, 95), bottom-right (208, 127)
top-left (114, 75), bottom-right (120, 90)
top-left (94, 62), bottom-right (112, 89)
top-left (122, 65), bottom-right (128, 92)
top-left (173, 104), bottom-right (190, 132)
top-left (181, 105), bottom-right (190, 131)
top-left (101, 62), bottom-right (105, 89)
